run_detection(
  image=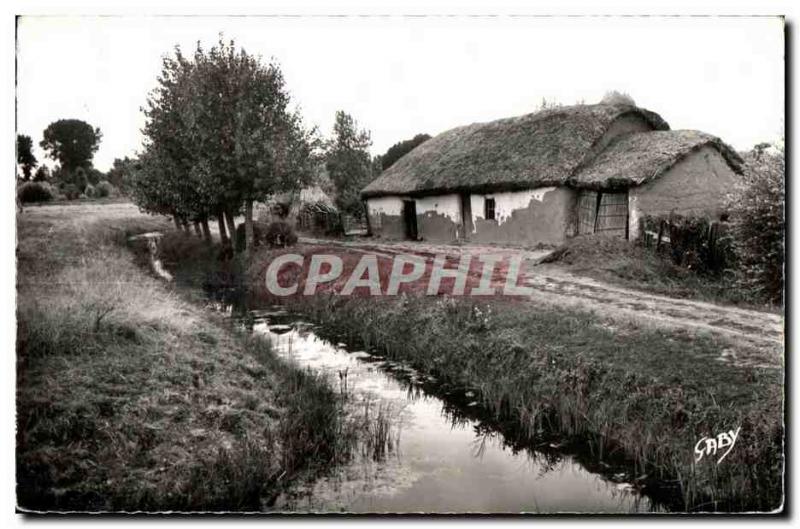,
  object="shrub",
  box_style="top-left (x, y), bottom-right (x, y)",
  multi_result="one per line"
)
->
top-left (61, 184), bottom-right (81, 200)
top-left (234, 223), bottom-right (264, 253)
top-left (17, 182), bottom-right (54, 203)
top-left (84, 184), bottom-right (97, 199)
top-left (264, 221), bottom-right (298, 248)
top-left (95, 180), bottom-right (117, 198)
top-left (641, 214), bottom-right (732, 275)
top-left (728, 145), bottom-right (785, 304)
